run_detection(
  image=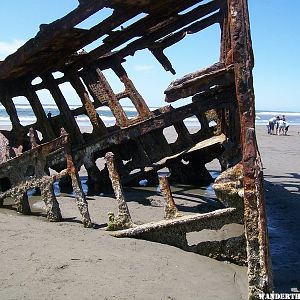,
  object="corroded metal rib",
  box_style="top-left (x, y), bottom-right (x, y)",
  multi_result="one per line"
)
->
top-left (165, 63), bottom-right (234, 102)
top-left (0, 130), bottom-right (91, 227)
top-left (0, 0), bottom-right (272, 296)
top-left (110, 208), bottom-right (238, 249)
